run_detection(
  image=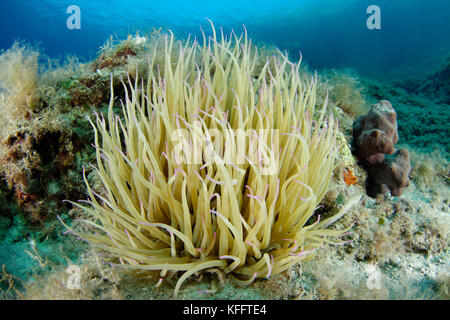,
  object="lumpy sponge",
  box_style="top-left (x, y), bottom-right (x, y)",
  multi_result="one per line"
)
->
top-left (353, 100), bottom-right (411, 197)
